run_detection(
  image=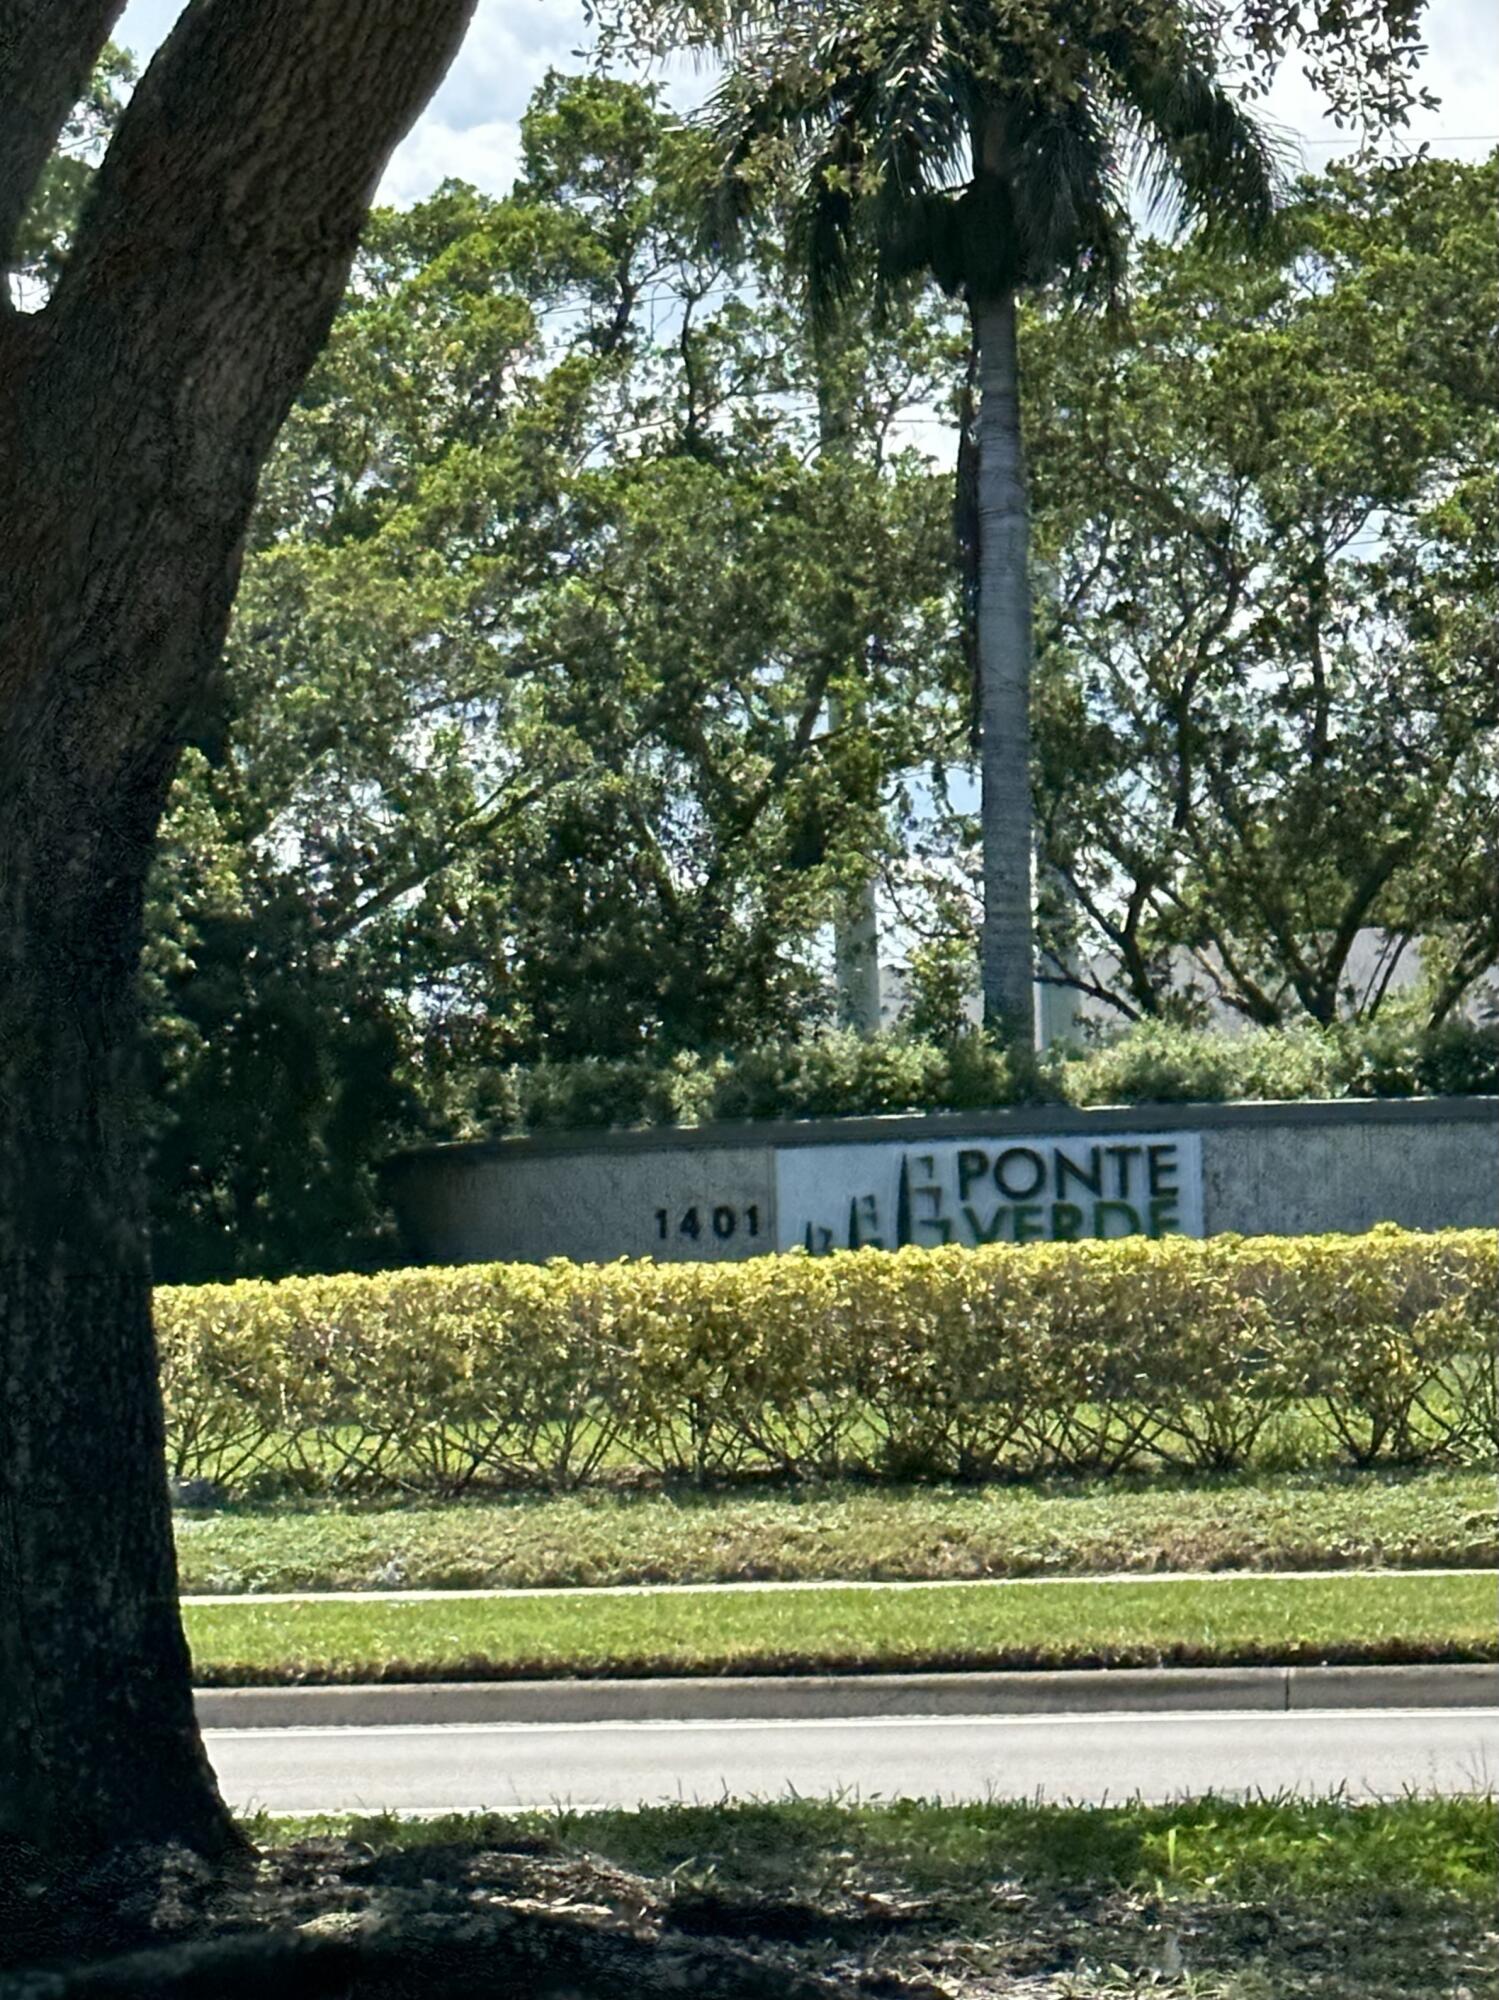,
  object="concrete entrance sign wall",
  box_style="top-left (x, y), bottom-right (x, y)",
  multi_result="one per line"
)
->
top-left (775, 1131), bottom-right (1204, 1252)
top-left (383, 1096), bottom-right (1498, 1267)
